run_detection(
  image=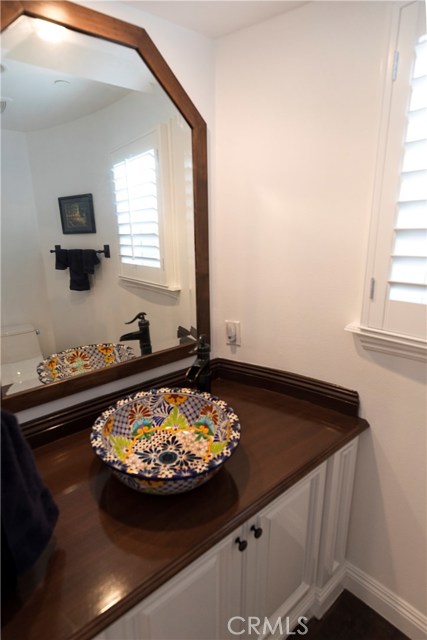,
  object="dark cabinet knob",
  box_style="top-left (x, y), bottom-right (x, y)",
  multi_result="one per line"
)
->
top-left (235, 537), bottom-right (248, 552)
top-left (250, 525), bottom-right (263, 539)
